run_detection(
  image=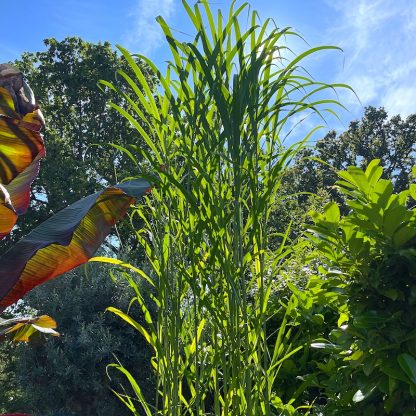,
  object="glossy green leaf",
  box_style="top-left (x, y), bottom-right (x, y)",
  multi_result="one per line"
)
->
top-left (383, 205), bottom-right (410, 237)
top-left (324, 202), bottom-right (340, 224)
top-left (398, 353), bottom-right (416, 384)
top-left (410, 183), bottom-right (416, 201)
top-left (310, 342), bottom-right (340, 350)
top-left (353, 311), bottom-right (389, 328)
top-left (393, 225), bottom-right (416, 247)
top-left (374, 178), bottom-right (393, 208)
top-left (352, 385), bottom-right (376, 403)
top-left (381, 359), bottom-right (411, 383)
top-left (0, 183), bottom-right (17, 239)
top-left (365, 159), bottom-right (382, 186)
